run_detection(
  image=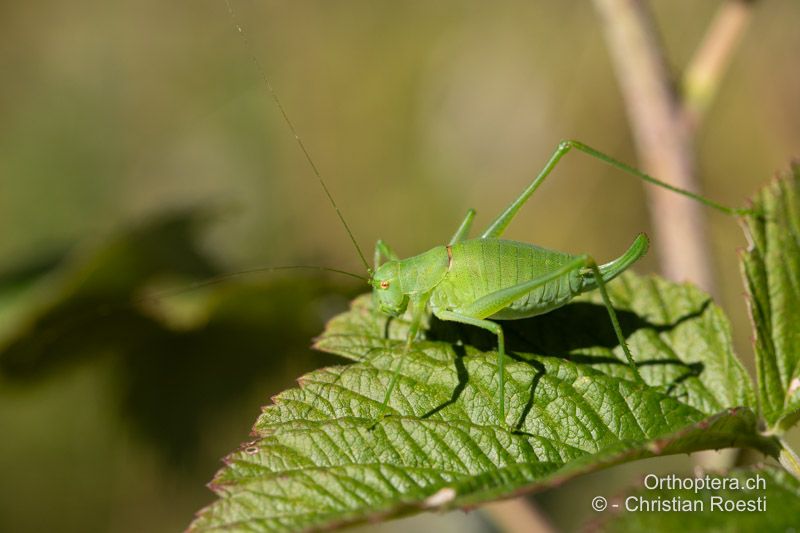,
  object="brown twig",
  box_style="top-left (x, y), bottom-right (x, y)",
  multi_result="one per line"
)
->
top-left (683, 0), bottom-right (755, 132)
top-left (591, 0), bottom-right (714, 292)
top-left (483, 497), bottom-right (558, 533)
top-left (591, 0), bottom-right (757, 471)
